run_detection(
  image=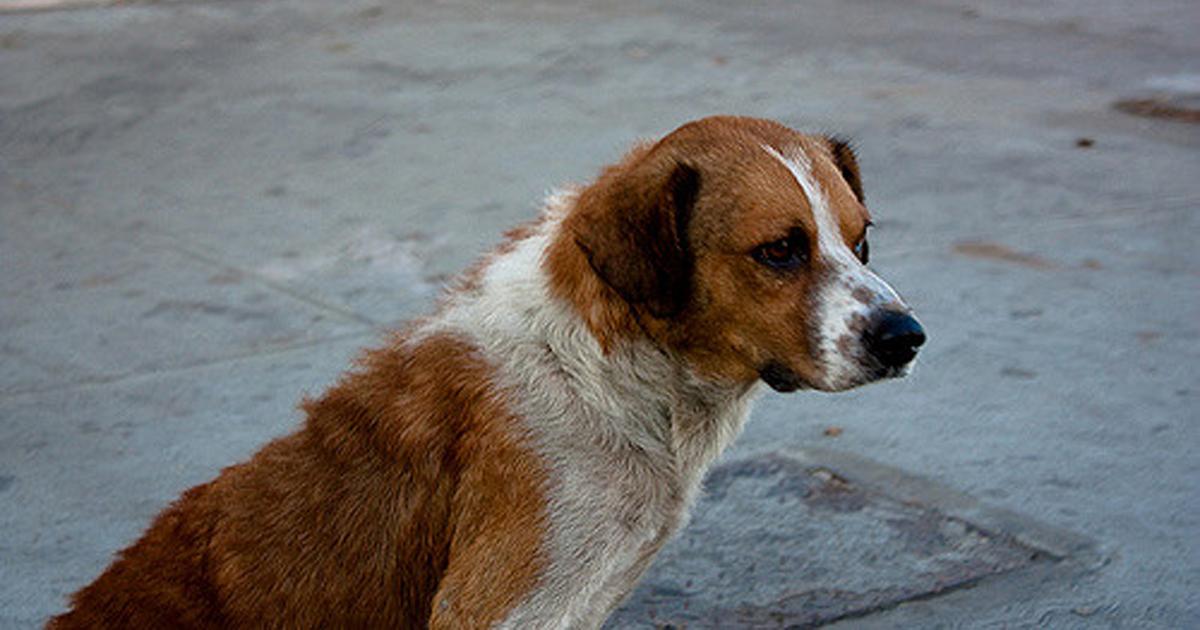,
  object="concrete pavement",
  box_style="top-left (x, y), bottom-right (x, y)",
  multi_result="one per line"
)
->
top-left (1, 1), bottom-right (1197, 627)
